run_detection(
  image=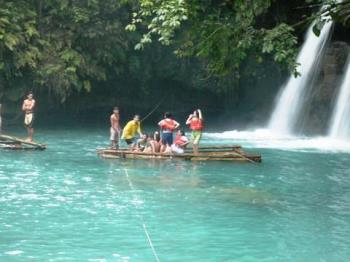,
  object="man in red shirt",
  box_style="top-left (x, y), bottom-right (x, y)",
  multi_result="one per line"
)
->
top-left (158, 112), bottom-right (180, 152)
